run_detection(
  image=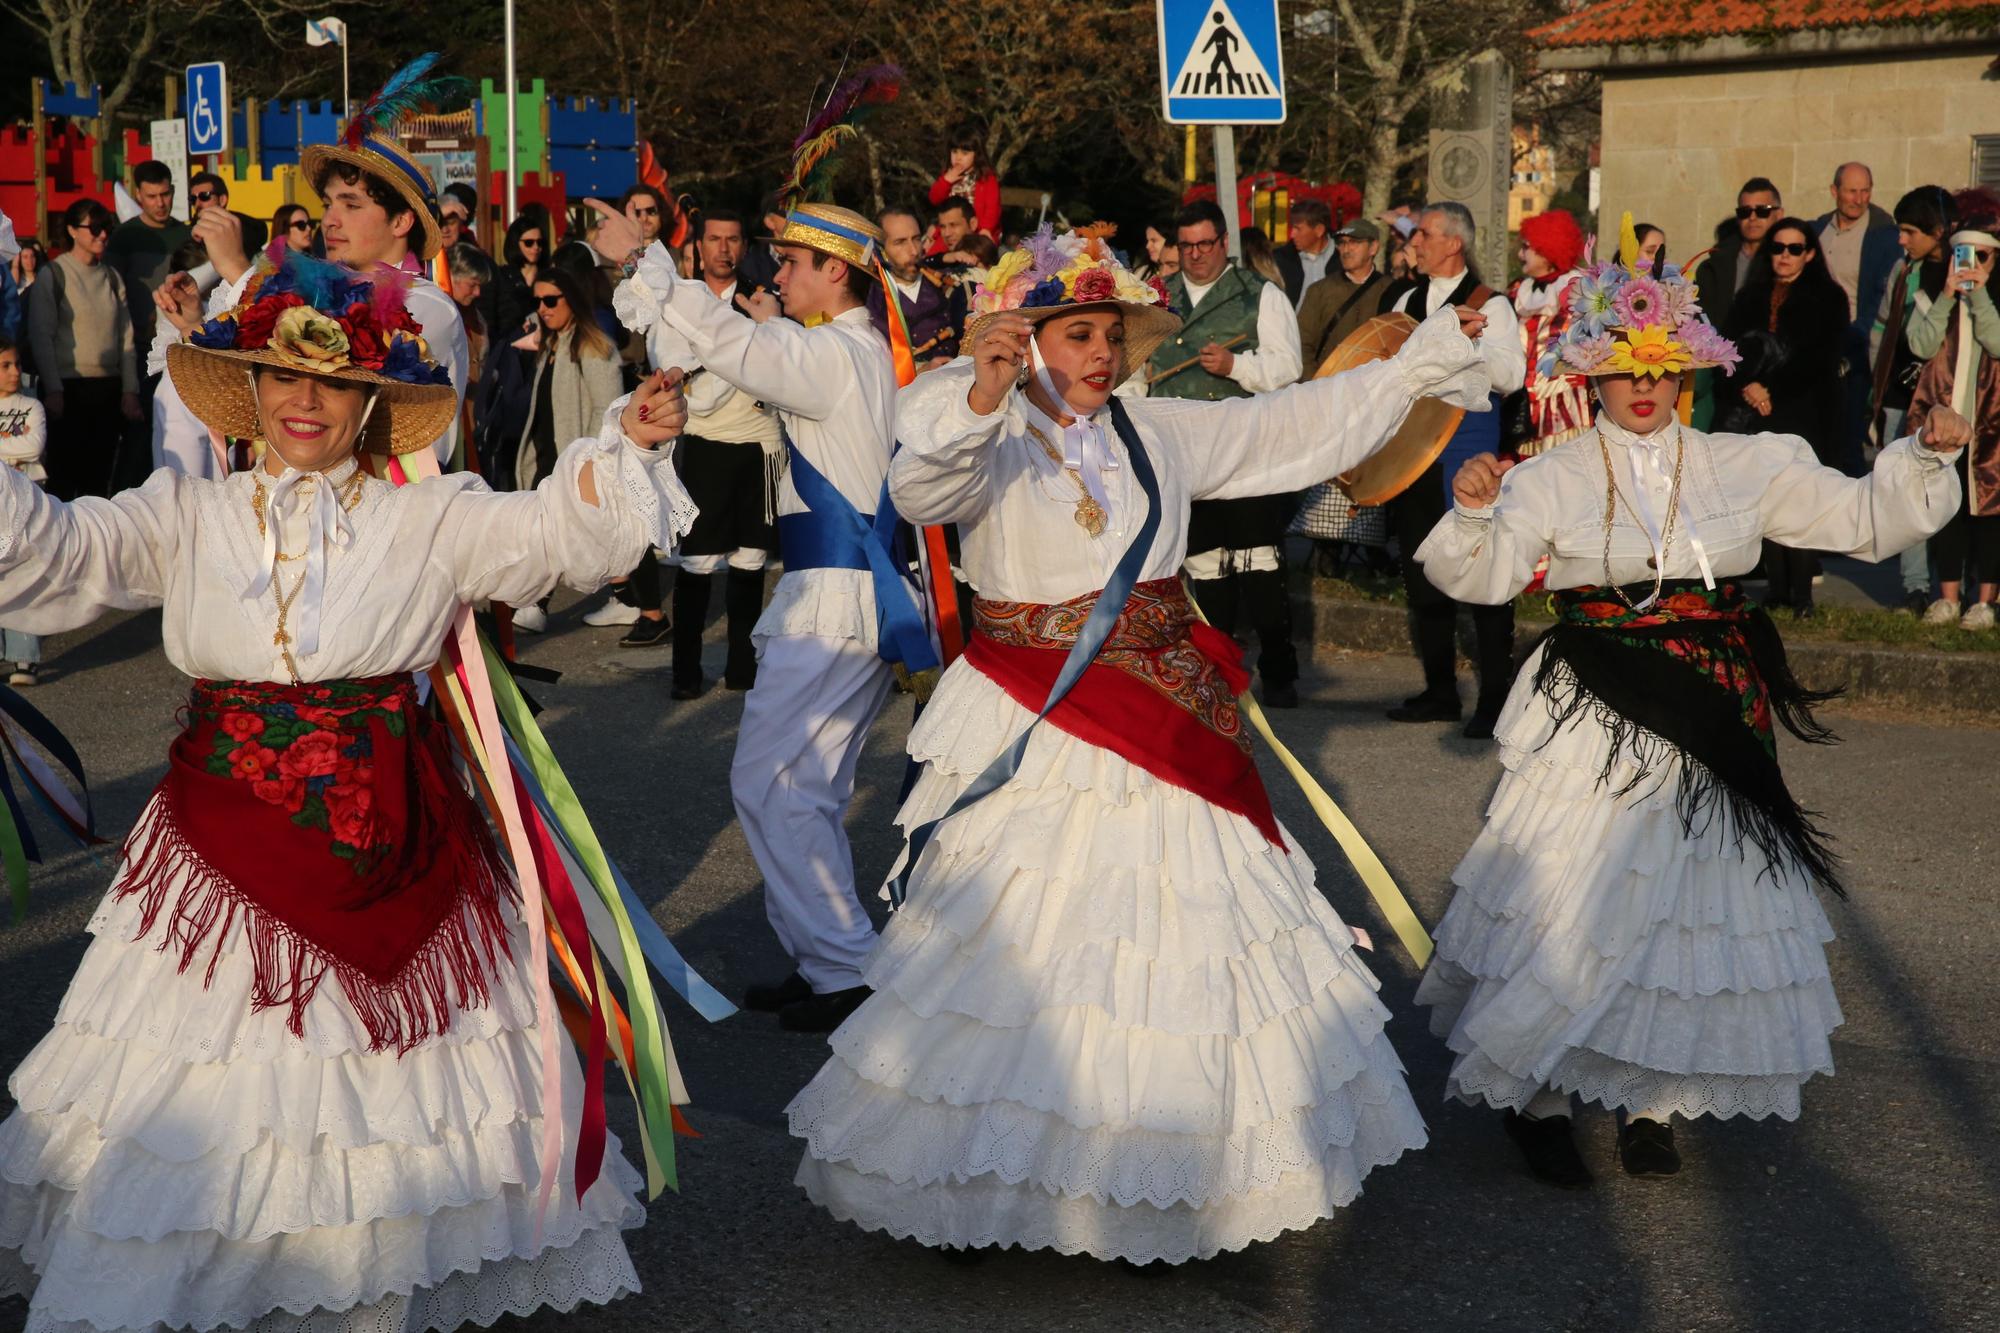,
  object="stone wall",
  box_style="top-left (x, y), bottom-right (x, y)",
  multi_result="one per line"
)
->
top-left (1597, 49), bottom-right (2000, 264)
